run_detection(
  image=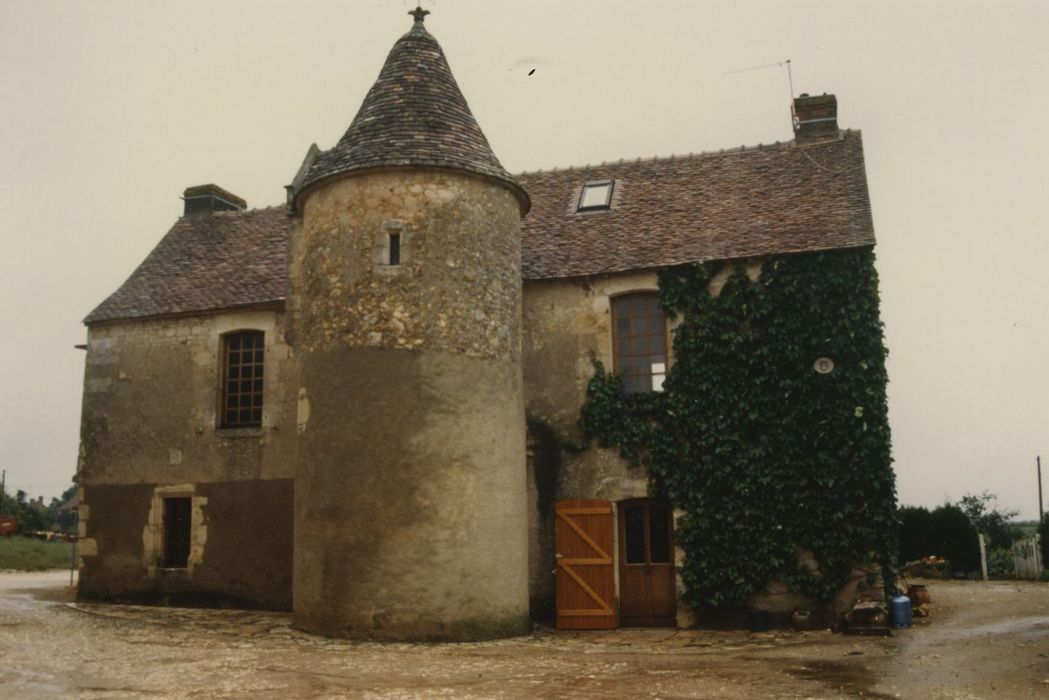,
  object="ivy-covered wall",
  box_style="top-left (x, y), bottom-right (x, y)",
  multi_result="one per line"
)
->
top-left (580, 246), bottom-right (896, 609)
